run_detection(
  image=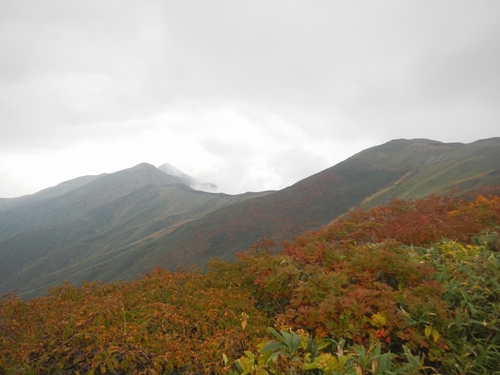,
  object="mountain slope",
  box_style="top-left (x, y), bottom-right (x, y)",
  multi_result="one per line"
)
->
top-left (0, 174), bottom-right (104, 211)
top-left (123, 138), bottom-right (500, 272)
top-left (0, 163), bottom-right (187, 241)
top-left (356, 137), bottom-right (500, 207)
top-left (0, 174), bottom-right (269, 298)
top-left (1, 138), bottom-right (499, 299)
